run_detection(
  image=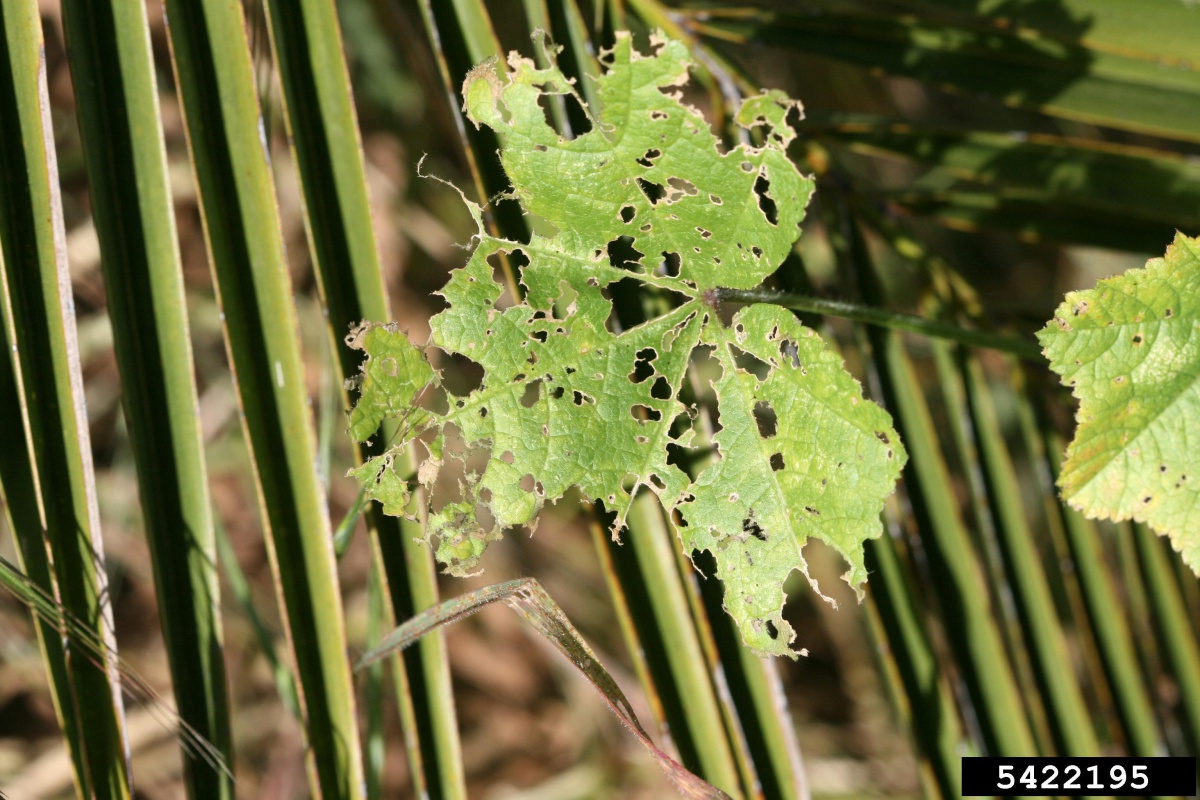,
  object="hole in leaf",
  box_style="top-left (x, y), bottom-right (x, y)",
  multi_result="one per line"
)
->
top-left (520, 380), bottom-right (542, 408)
top-left (551, 385), bottom-right (565, 400)
top-left (531, 329), bottom-right (549, 343)
top-left (740, 161), bottom-right (754, 172)
top-left (637, 148), bottom-right (662, 168)
top-left (709, 193), bottom-right (722, 205)
top-left (660, 251), bottom-right (681, 278)
top-left (500, 451), bottom-right (515, 464)
top-left (1133, 333), bottom-right (1144, 345)
top-left (604, 277), bottom-right (650, 334)
top-left (770, 452), bottom-right (785, 471)
top-left (620, 205), bottom-right (636, 224)
top-left (742, 517), bottom-right (767, 541)
top-left (573, 390), bottom-right (594, 406)
top-left (631, 404), bottom-right (662, 422)
top-left (649, 110), bottom-right (667, 121)
top-left (731, 346), bottom-right (771, 381)
top-left (753, 400), bottom-right (778, 438)
top-left (650, 376), bottom-right (672, 400)
top-left (630, 347), bottom-right (657, 383)
top-left (520, 474), bottom-right (536, 492)
top-left (754, 172), bottom-right (778, 225)
top-left (667, 177), bottom-right (698, 197)
top-left (607, 236), bottom-right (645, 273)
top-left (479, 406), bottom-right (488, 418)
top-left (779, 340), bottom-right (801, 369)
top-left (636, 177), bottom-right (666, 205)
top-left (765, 620), bottom-right (779, 640)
